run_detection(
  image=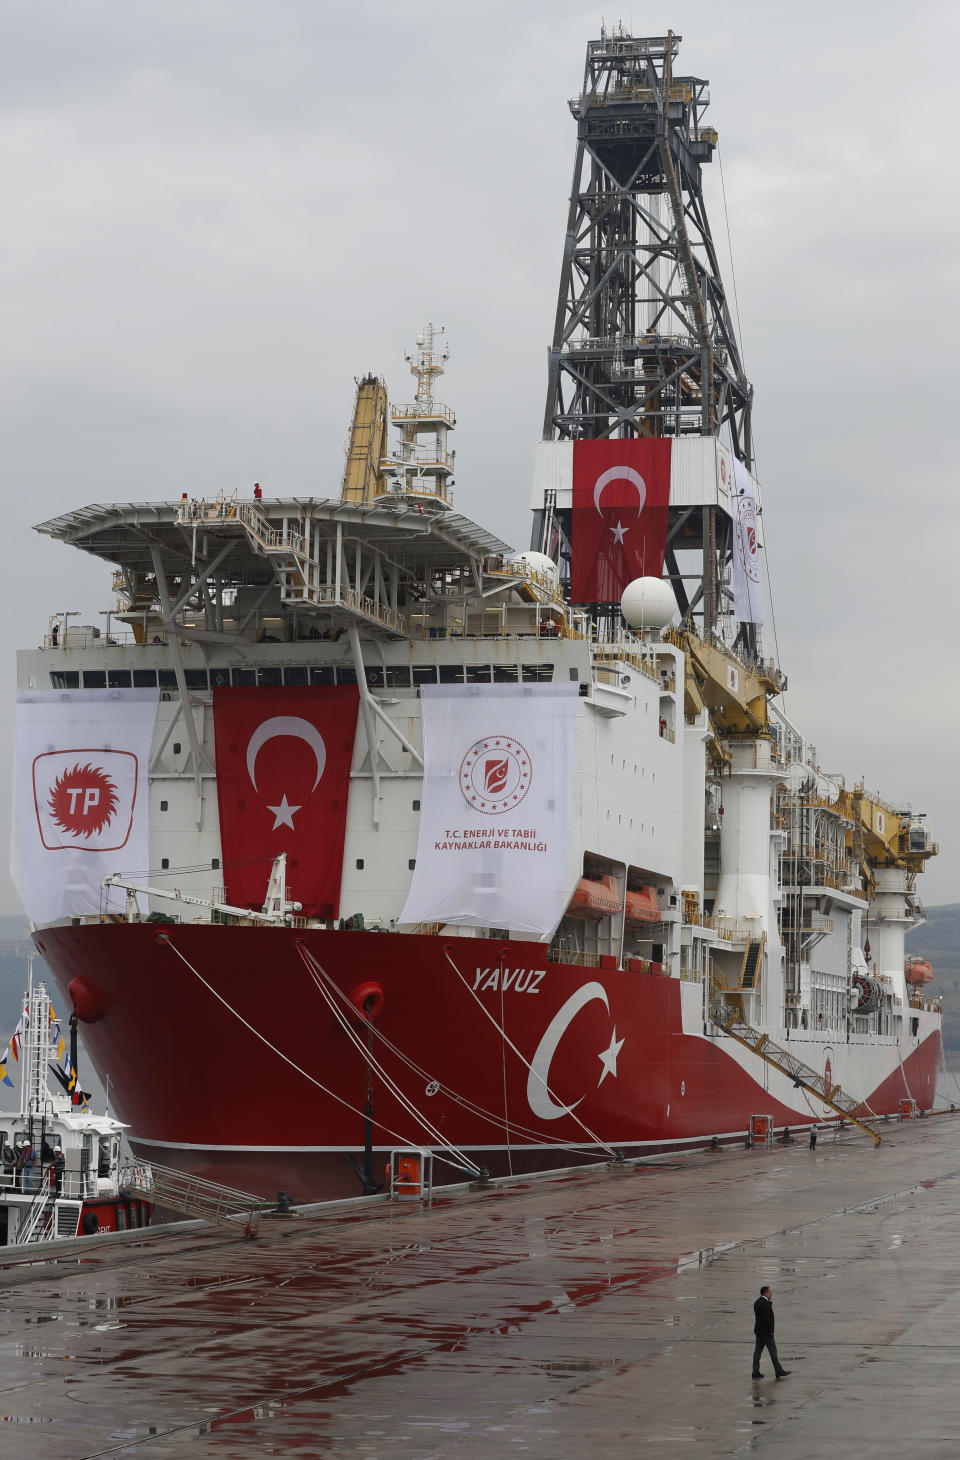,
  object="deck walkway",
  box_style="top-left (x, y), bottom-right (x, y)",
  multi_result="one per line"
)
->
top-left (2, 1113), bottom-right (960, 1456)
